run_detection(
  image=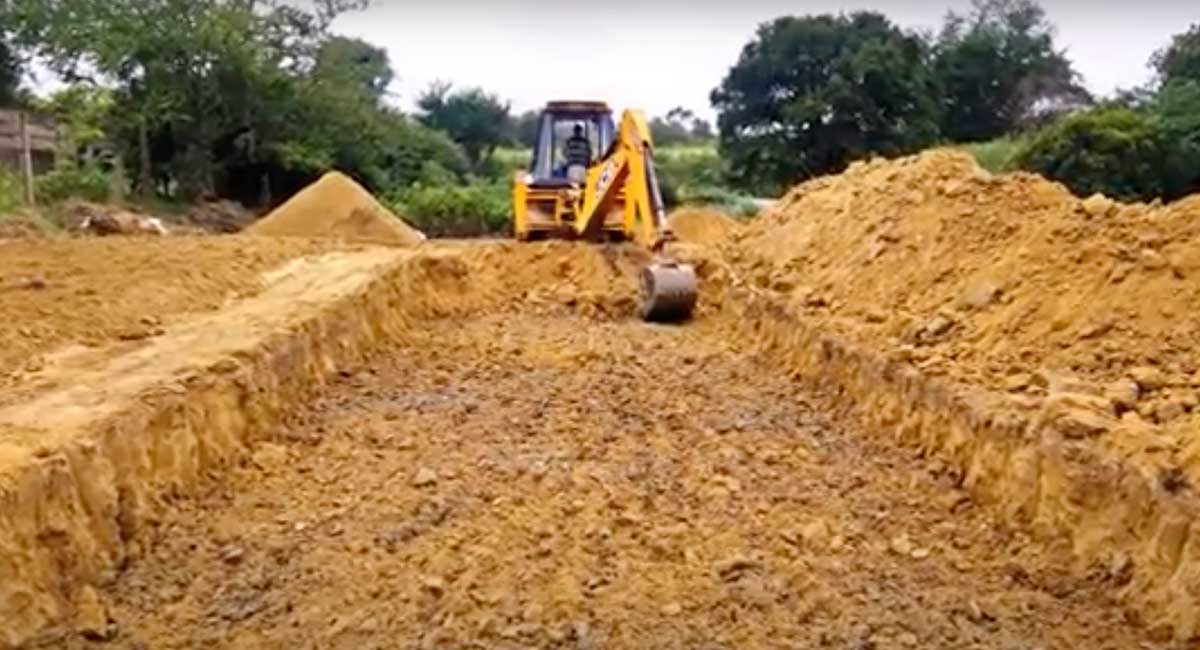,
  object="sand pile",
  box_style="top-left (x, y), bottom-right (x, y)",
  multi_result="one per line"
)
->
top-left (248, 171), bottom-right (425, 246)
top-left (667, 207), bottom-right (743, 246)
top-left (736, 149), bottom-right (1200, 434)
